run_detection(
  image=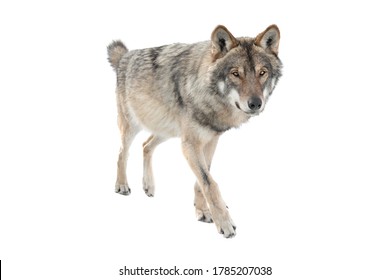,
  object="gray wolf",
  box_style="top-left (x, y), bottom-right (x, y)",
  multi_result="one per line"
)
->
top-left (107, 25), bottom-right (282, 238)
